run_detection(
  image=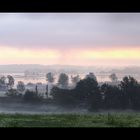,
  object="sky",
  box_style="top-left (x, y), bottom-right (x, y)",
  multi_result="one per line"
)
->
top-left (0, 13), bottom-right (140, 66)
